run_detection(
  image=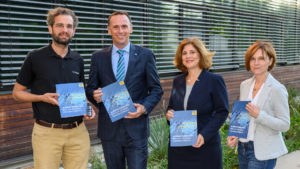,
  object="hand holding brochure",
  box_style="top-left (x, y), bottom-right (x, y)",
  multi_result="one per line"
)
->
top-left (56, 82), bottom-right (87, 118)
top-left (170, 110), bottom-right (197, 147)
top-left (228, 101), bottom-right (251, 138)
top-left (101, 81), bottom-right (136, 122)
